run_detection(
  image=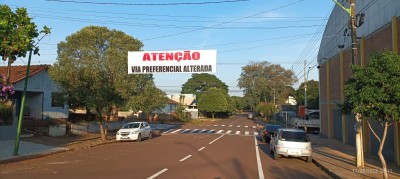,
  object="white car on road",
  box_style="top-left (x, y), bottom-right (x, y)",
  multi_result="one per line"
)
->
top-left (116, 122), bottom-right (152, 142)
